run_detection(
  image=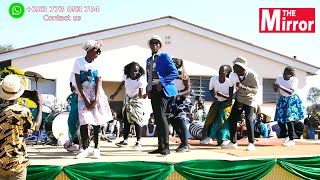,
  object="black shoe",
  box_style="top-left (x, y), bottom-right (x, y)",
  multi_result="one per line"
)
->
top-left (115, 141), bottom-right (128, 147)
top-left (175, 144), bottom-right (190, 153)
top-left (101, 136), bottom-right (113, 143)
top-left (148, 148), bottom-right (162, 154)
top-left (160, 148), bottom-right (170, 155)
